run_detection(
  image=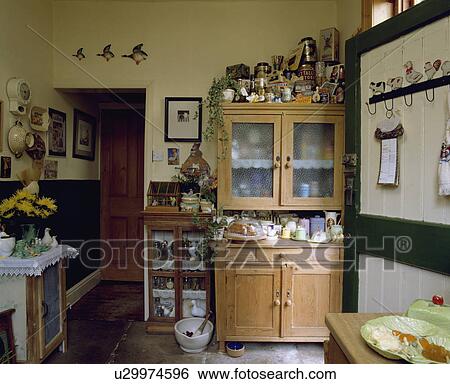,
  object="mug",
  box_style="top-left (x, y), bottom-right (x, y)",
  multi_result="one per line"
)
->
top-left (294, 226), bottom-right (307, 241)
top-left (281, 227), bottom-right (291, 239)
